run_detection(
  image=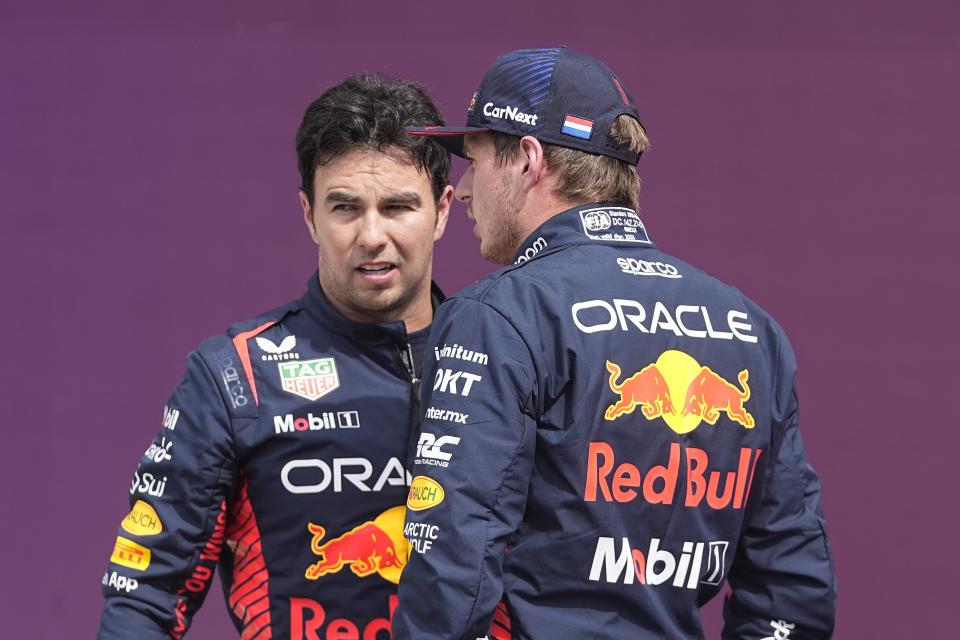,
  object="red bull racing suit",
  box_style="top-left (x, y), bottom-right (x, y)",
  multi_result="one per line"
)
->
top-left (99, 273), bottom-right (437, 639)
top-left (394, 205), bottom-right (836, 639)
